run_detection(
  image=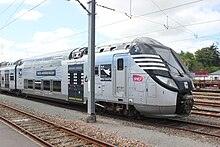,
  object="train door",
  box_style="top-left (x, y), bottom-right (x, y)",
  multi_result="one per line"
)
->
top-left (146, 79), bottom-right (159, 105)
top-left (113, 54), bottom-right (129, 99)
top-left (68, 64), bottom-right (84, 102)
top-left (5, 70), bottom-right (9, 88)
top-left (17, 68), bottom-right (23, 90)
